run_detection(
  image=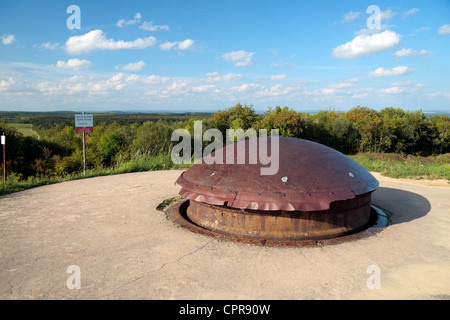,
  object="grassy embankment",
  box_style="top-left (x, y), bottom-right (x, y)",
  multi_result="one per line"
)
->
top-left (1, 152), bottom-right (448, 196)
top-left (0, 154), bottom-right (190, 196)
top-left (350, 153), bottom-right (450, 181)
top-left (5, 123), bottom-right (39, 138)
